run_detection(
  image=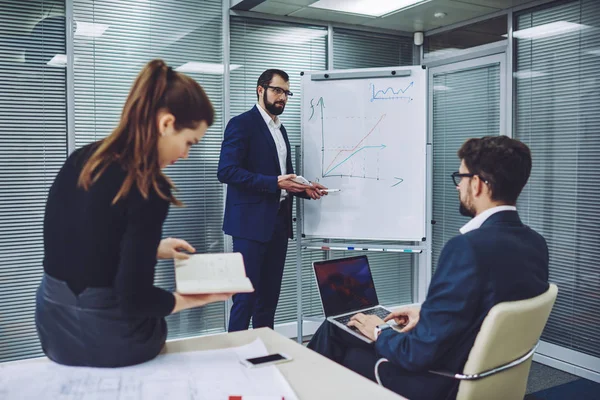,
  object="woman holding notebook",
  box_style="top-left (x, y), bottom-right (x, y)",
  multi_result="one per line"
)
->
top-left (36, 60), bottom-right (233, 367)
